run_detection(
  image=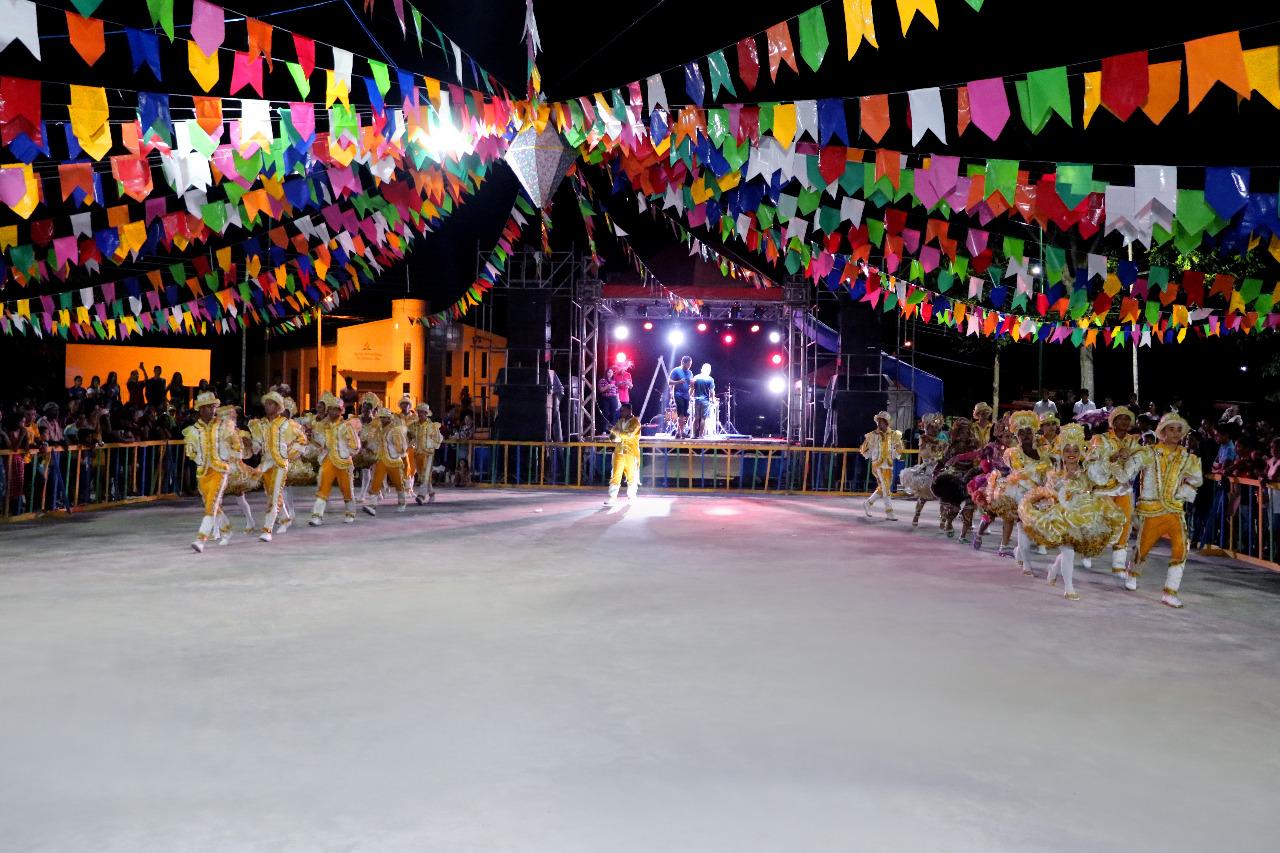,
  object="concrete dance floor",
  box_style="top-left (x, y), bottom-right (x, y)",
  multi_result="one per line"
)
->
top-left (2, 489), bottom-right (1279, 852)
